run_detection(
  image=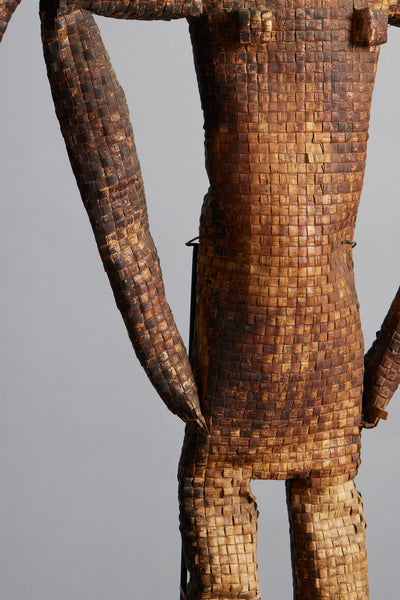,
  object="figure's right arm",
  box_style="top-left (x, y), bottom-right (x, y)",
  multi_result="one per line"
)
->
top-left (39, 6), bottom-right (205, 428)
top-left (0, 0), bottom-right (206, 428)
